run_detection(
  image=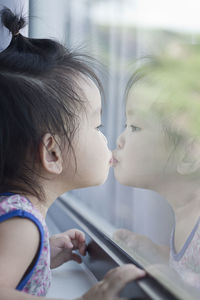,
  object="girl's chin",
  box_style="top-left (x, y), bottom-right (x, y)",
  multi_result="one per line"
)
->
top-left (85, 171), bottom-right (110, 187)
top-left (113, 172), bottom-right (129, 185)
top-left (113, 169), bottom-right (137, 186)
